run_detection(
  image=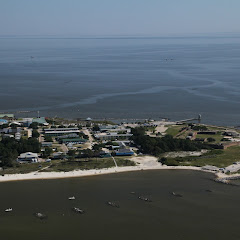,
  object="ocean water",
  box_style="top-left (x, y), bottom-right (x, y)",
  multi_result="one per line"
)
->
top-left (0, 36), bottom-right (240, 125)
top-left (0, 170), bottom-right (240, 240)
